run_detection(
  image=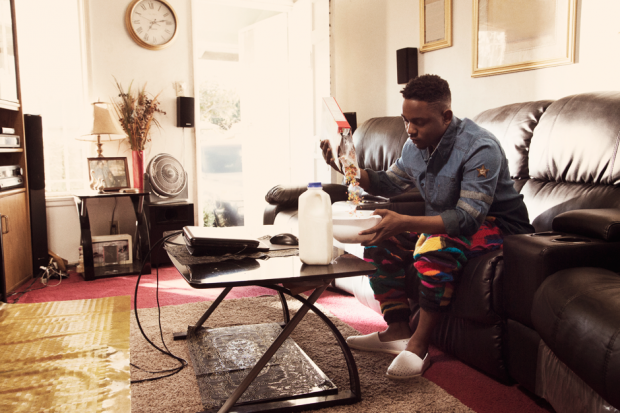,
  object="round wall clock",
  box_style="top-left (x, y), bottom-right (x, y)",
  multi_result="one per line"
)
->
top-left (125, 0), bottom-right (178, 50)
